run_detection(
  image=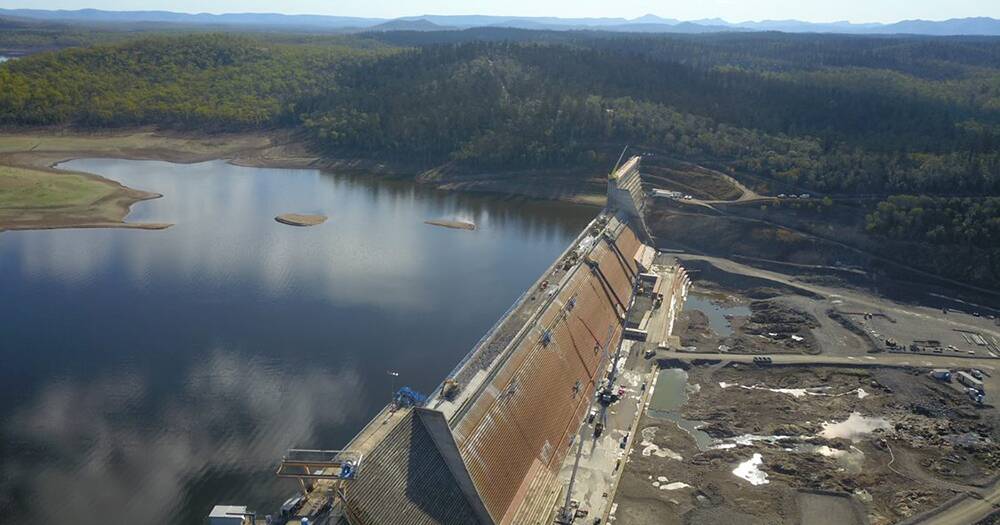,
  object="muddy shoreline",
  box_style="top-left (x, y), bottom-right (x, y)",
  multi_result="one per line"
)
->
top-left (0, 129), bottom-right (604, 232)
